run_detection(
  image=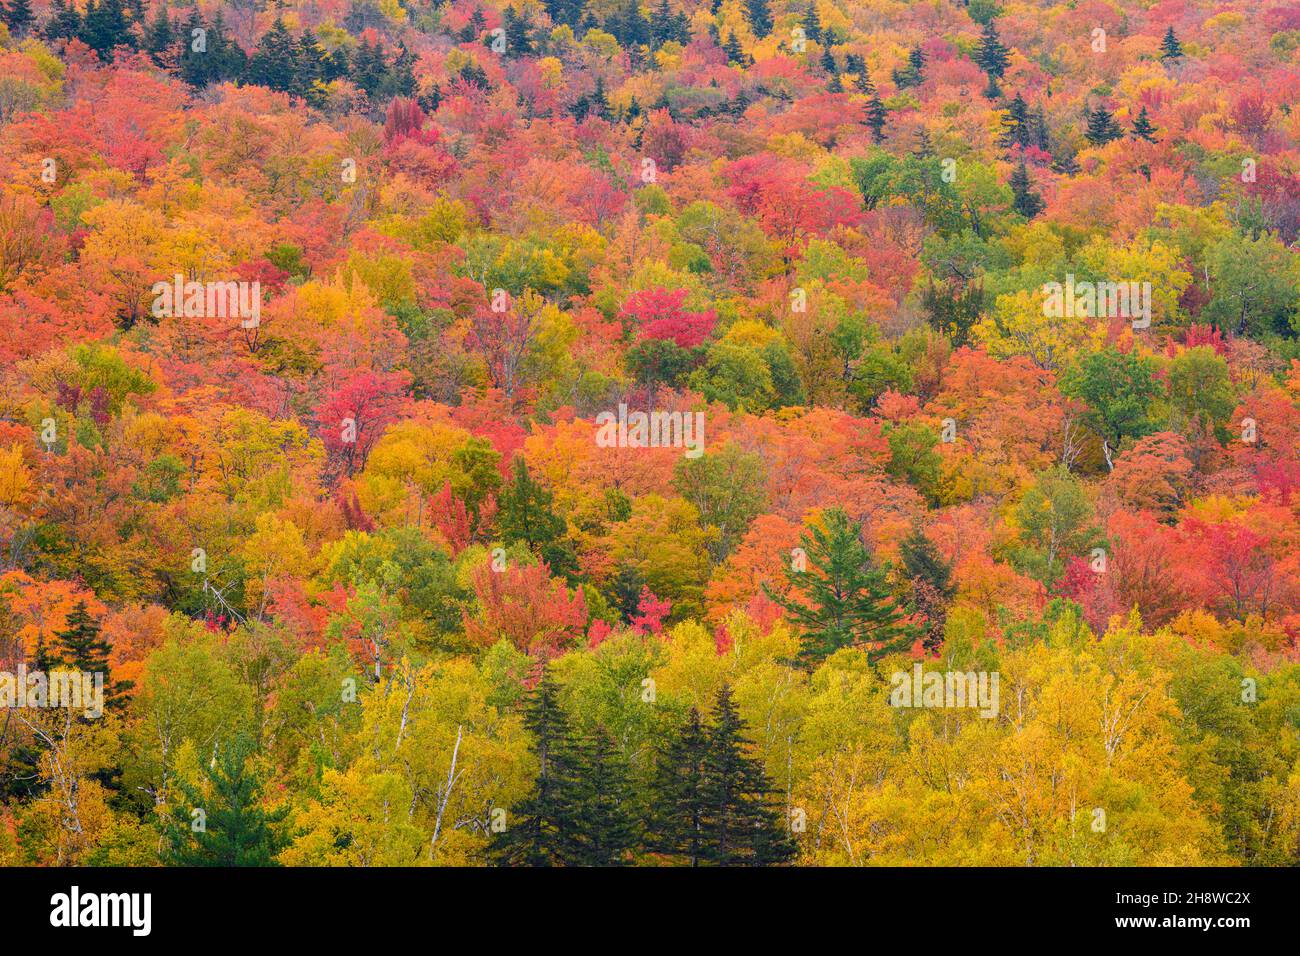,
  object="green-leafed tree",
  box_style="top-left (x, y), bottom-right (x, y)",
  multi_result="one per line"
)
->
top-left (569, 729), bottom-right (642, 865)
top-left (1160, 26), bottom-right (1182, 61)
top-left (648, 707), bottom-right (710, 864)
top-left (492, 668), bottom-right (583, 866)
top-left (764, 507), bottom-right (915, 663)
top-left (164, 735), bottom-right (289, 866)
top-left (698, 686), bottom-right (797, 865)
top-left (1132, 106), bottom-right (1159, 142)
top-left (1084, 105), bottom-right (1124, 145)
top-left (497, 456), bottom-right (579, 580)
top-left (745, 0), bottom-right (772, 38)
